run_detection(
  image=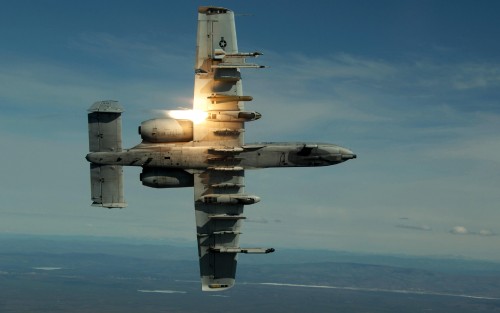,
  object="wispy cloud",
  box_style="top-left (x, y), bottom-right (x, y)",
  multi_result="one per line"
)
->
top-left (137, 289), bottom-right (186, 294)
top-left (0, 55), bottom-right (190, 119)
top-left (450, 226), bottom-right (496, 236)
top-left (70, 32), bottom-right (192, 74)
top-left (33, 267), bottom-right (63, 271)
top-left (261, 52), bottom-right (500, 97)
top-left (257, 282), bottom-right (500, 300)
top-left (476, 230), bottom-right (496, 237)
top-left (396, 224), bottom-right (432, 231)
top-left (277, 53), bottom-right (398, 82)
top-left (450, 63), bottom-right (500, 90)
top-left (246, 52), bottom-right (500, 149)
top-left (425, 134), bottom-right (500, 164)
top-left (246, 217), bottom-right (282, 224)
